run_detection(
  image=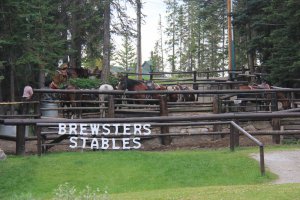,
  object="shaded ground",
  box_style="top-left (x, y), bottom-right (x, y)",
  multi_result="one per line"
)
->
top-left (252, 150), bottom-right (300, 184)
